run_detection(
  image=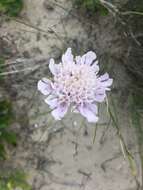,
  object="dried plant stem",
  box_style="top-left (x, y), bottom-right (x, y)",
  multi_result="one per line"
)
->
top-left (107, 98), bottom-right (141, 189)
top-left (99, 0), bottom-right (119, 15)
top-left (99, 0), bottom-right (143, 17)
top-left (121, 11), bottom-right (143, 16)
top-left (0, 66), bottom-right (40, 76)
top-left (0, 60), bottom-right (48, 76)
